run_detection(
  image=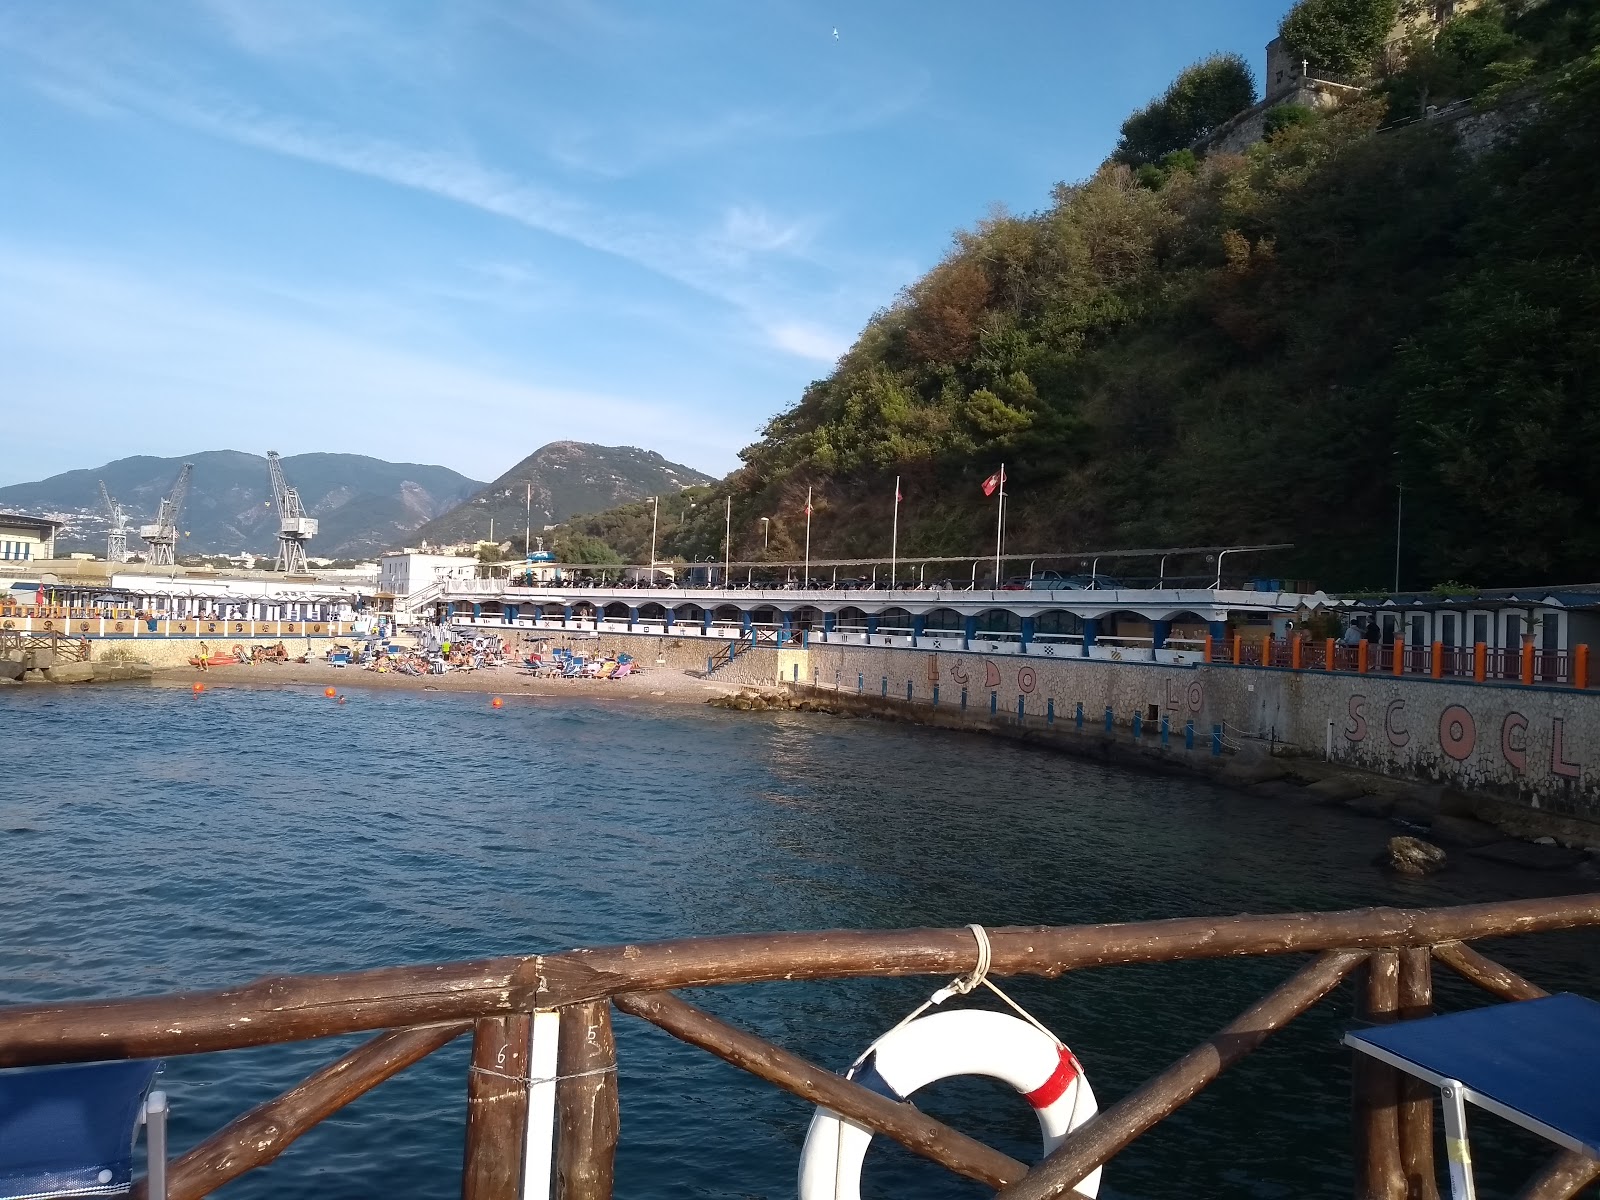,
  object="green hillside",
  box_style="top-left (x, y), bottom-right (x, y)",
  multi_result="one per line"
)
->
top-left (569, 0), bottom-right (1600, 590)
